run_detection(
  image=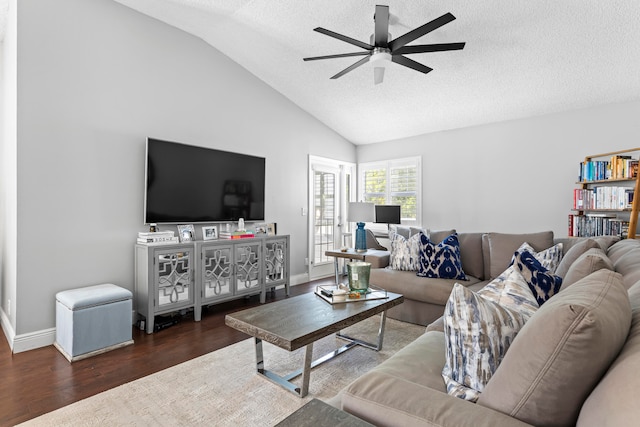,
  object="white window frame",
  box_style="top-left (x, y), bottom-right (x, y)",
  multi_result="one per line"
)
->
top-left (358, 156), bottom-right (422, 229)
